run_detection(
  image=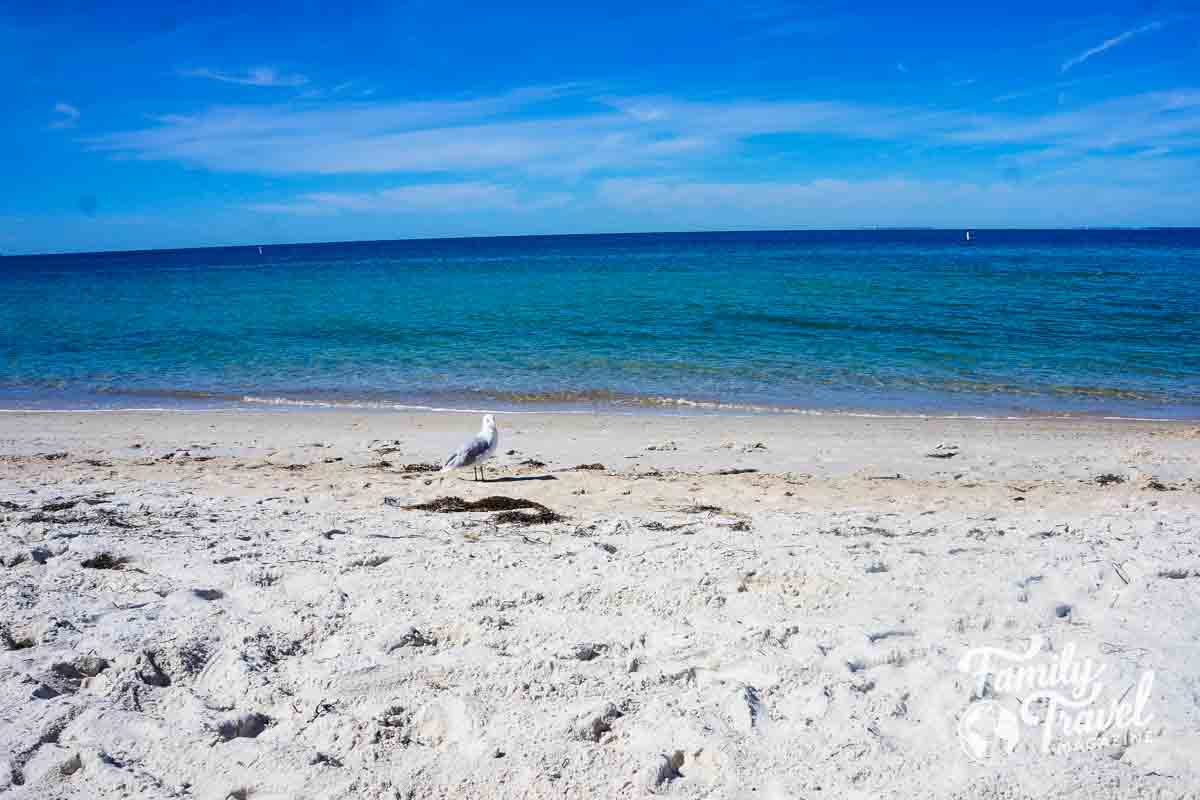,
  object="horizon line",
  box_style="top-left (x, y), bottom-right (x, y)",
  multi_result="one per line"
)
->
top-left (4, 226), bottom-right (1199, 259)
